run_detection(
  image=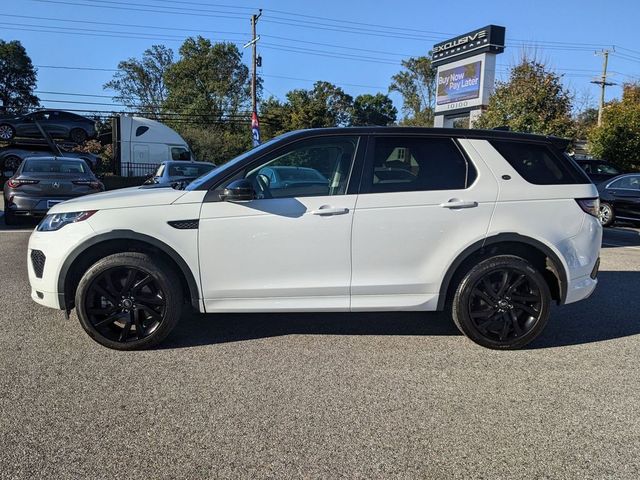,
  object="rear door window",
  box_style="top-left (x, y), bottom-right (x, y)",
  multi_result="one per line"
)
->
top-left (490, 141), bottom-right (590, 185)
top-left (362, 136), bottom-right (476, 193)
